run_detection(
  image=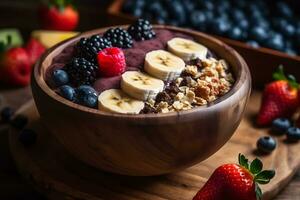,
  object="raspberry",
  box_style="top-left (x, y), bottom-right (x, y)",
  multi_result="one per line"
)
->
top-left (97, 47), bottom-right (126, 77)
